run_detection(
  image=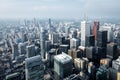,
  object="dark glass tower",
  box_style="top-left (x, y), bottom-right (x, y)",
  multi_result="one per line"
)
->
top-left (97, 30), bottom-right (107, 48)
